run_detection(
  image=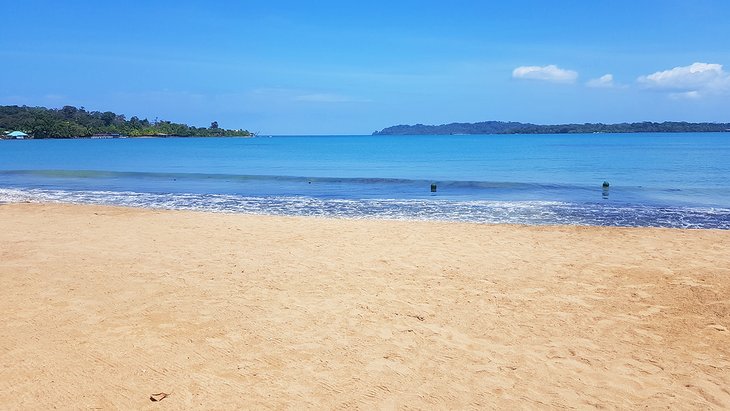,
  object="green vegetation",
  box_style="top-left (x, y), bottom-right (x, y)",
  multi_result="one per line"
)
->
top-left (0, 105), bottom-right (252, 138)
top-left (374, 121), bottom-right (730, 135)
